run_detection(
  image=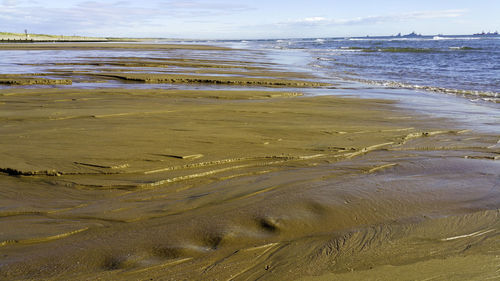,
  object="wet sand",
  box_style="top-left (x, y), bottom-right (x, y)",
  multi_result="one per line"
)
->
top-left (0, 43), bottom-right (499, 280)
